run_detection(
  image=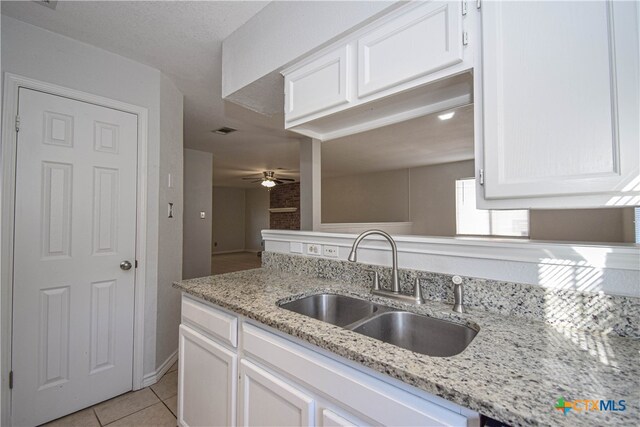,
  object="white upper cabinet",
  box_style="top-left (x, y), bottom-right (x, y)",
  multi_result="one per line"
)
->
top-left (476, 0), bottom-right (639, 208)
top-left (357, 1), bottom-right (462, 98)
top-left (285, 45), bottom-right (351, 122)
top-left (282, 1), bottom-right (473, 140)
